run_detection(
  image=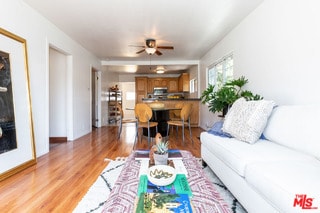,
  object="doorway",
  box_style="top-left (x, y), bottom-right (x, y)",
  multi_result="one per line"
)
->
top-left (49, 47), bottom-right (68, 146)
top-left (91, 68), bottom-right (101, 128)
top-left (119, 82), bottom-right (135, 119)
